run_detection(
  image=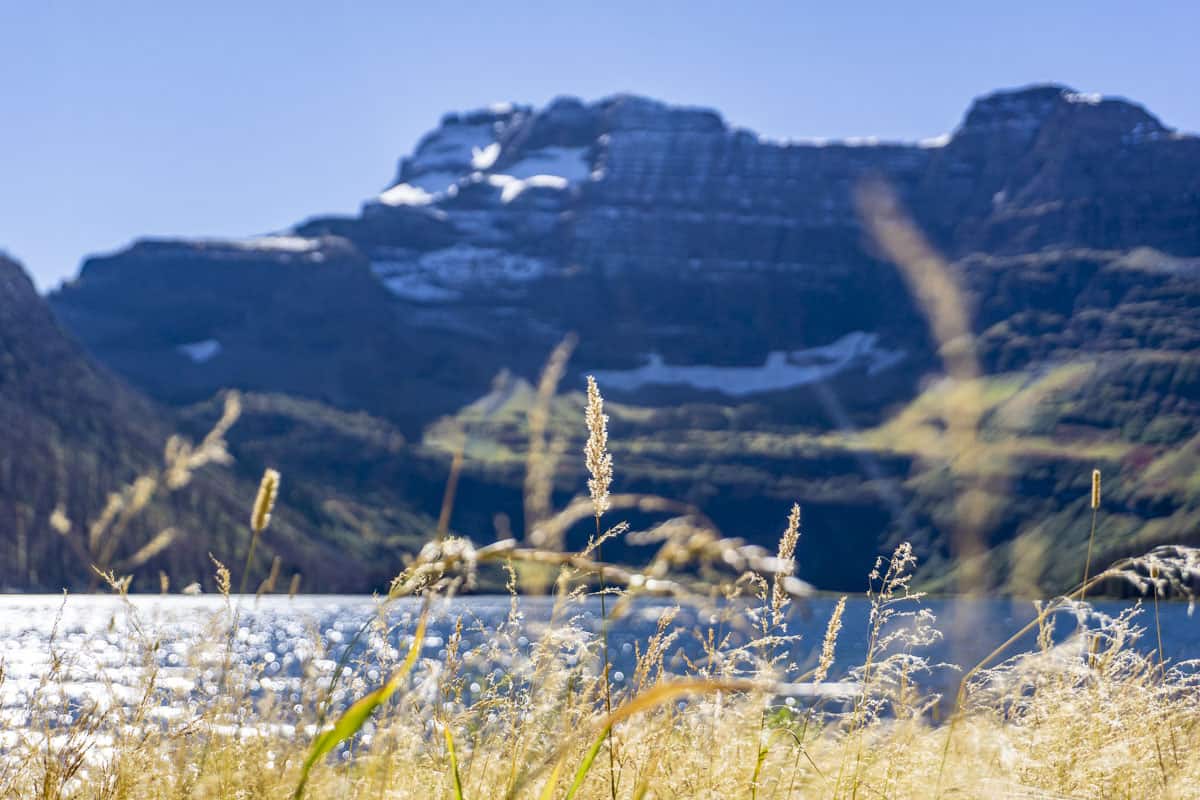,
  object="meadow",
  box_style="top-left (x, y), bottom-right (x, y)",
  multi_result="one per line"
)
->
top-left (4, 186), bottom-right (1199, 799)
top-left (2, 367), bottom-right (1199, 800)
